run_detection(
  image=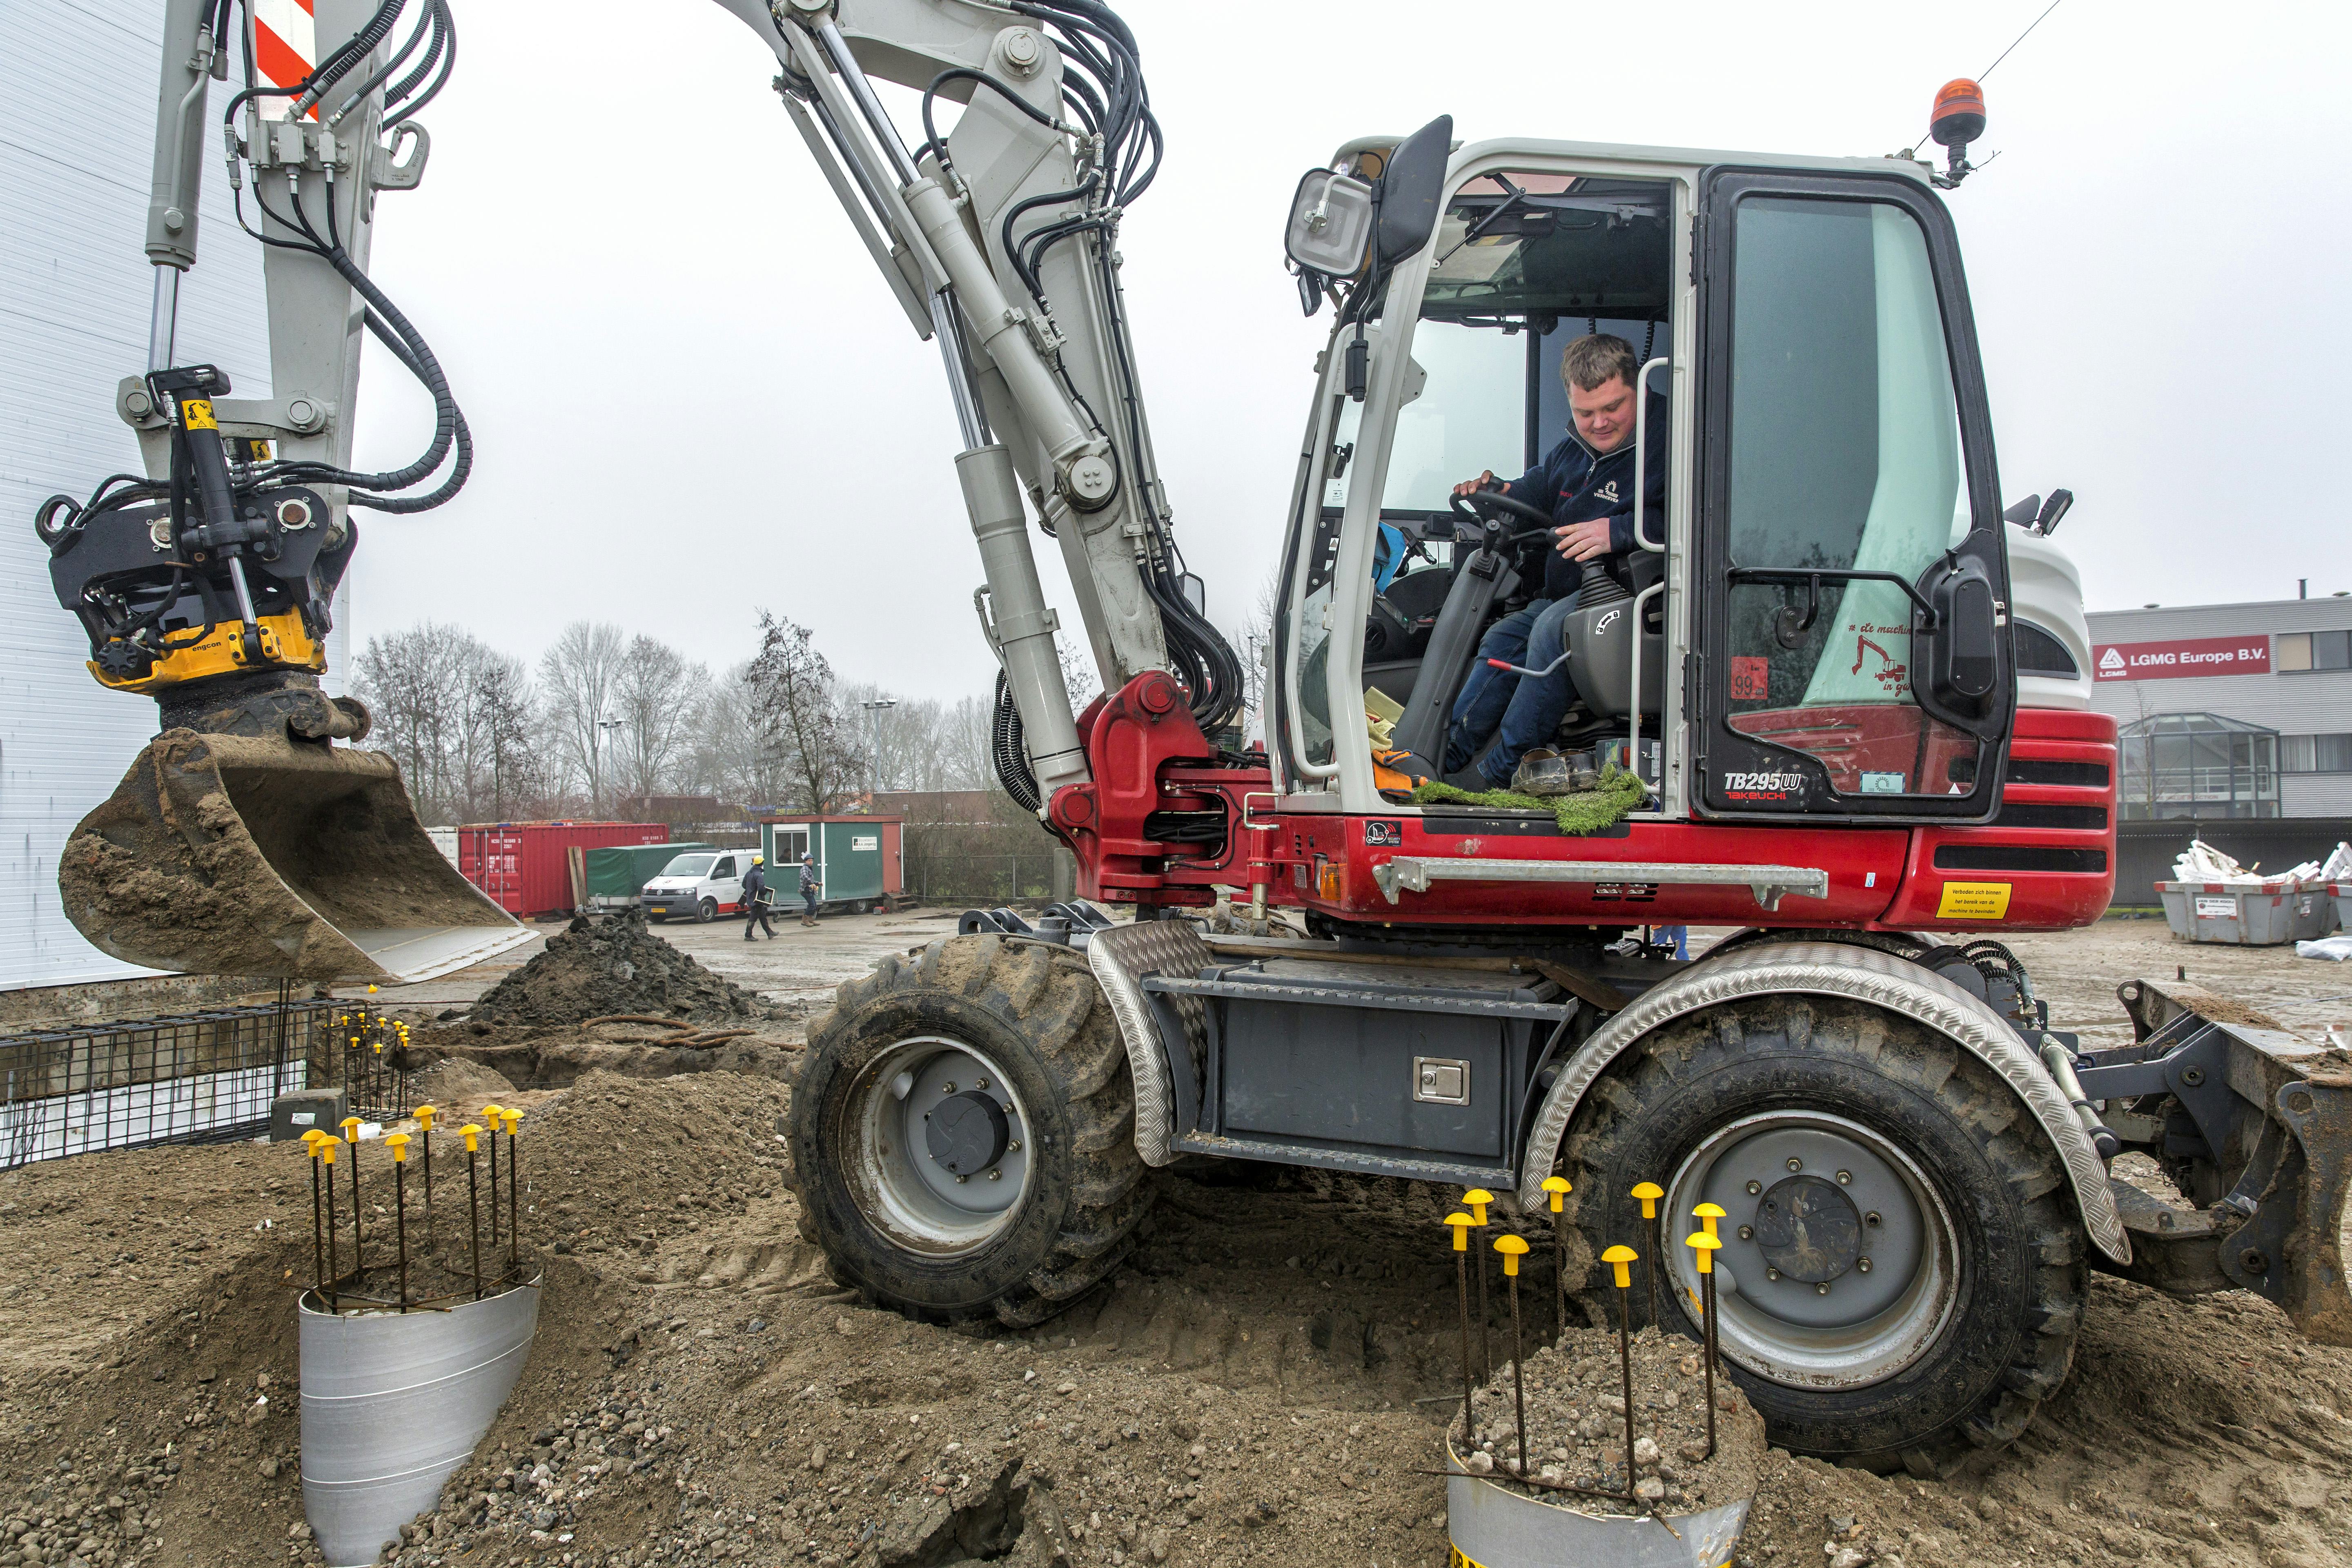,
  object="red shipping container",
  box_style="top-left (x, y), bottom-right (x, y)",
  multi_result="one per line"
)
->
top-left (455, 822), bottom-right (670, 918)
